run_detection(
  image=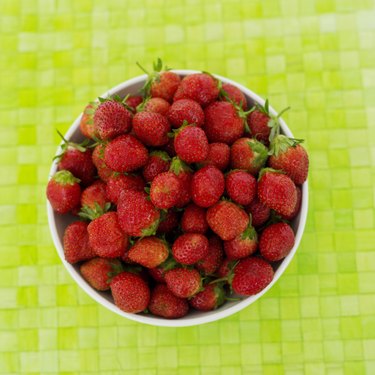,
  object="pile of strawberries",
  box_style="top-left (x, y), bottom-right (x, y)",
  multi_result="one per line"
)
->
top-left (47, 60), bottom-right (309, 319)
